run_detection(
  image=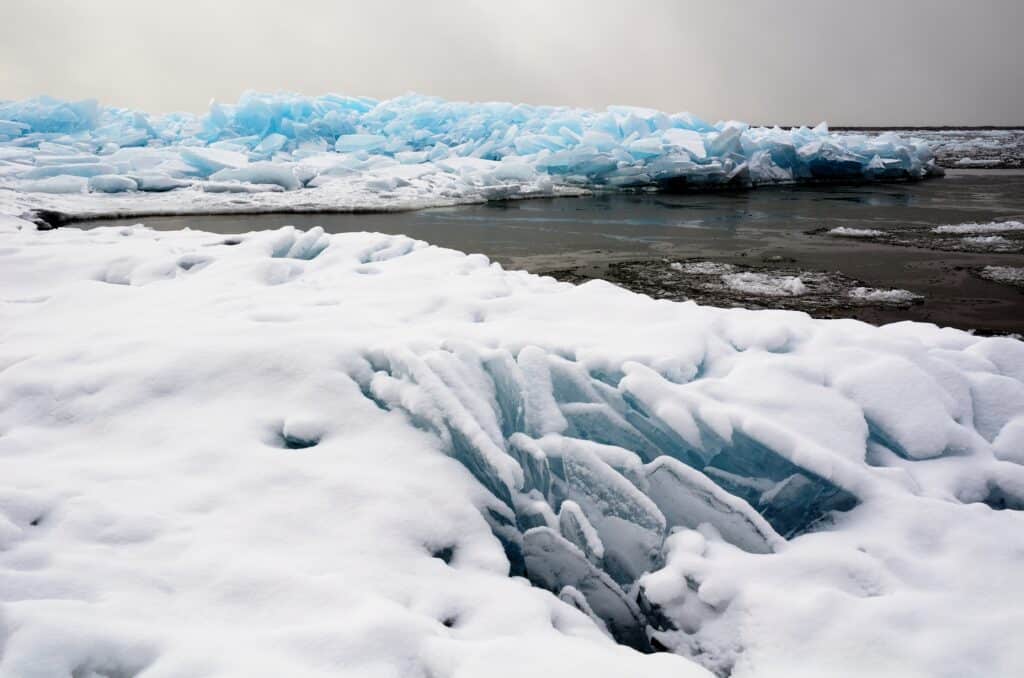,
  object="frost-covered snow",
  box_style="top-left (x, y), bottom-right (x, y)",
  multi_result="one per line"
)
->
top-left (827, 226), bottom-right (886, 238)
top-left (3, 207), bottom-right (1023, 677)
top-left (721, 272), bottom-right (808, 296)
top-left (933, 220), bottom-right (1024, 235)
top-left (0, 93), bottom-right (942, 217)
